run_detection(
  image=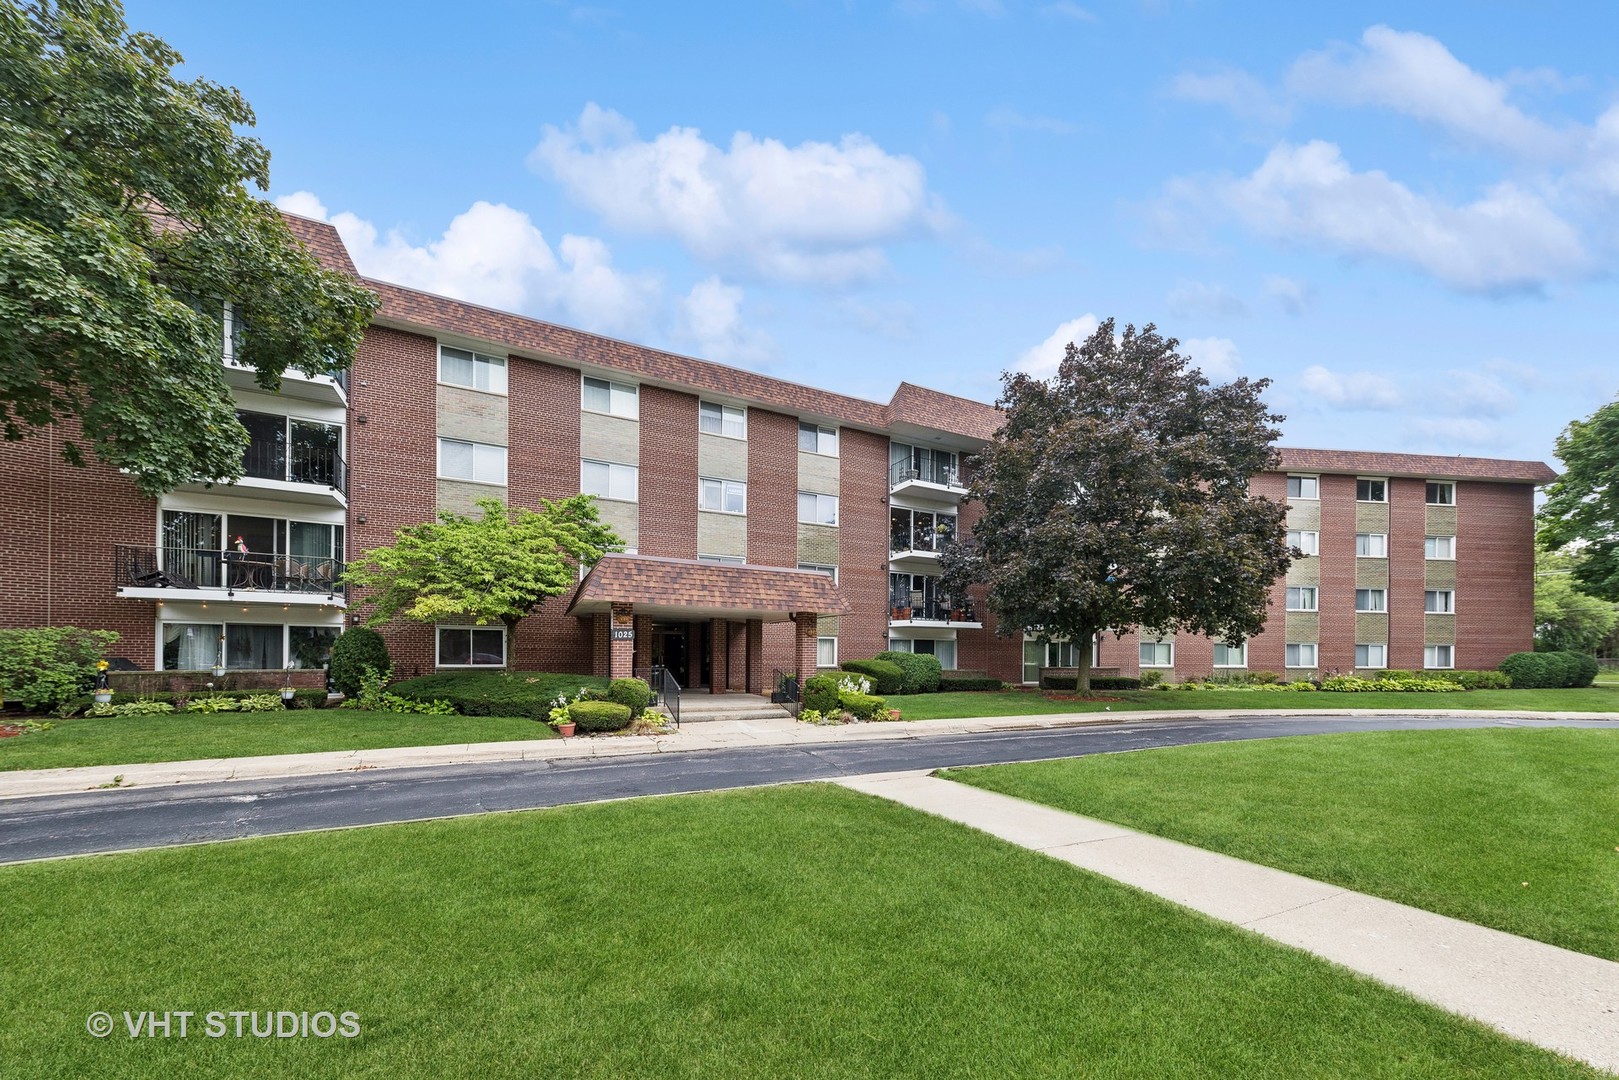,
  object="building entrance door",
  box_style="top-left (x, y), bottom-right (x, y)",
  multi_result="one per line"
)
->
top-left (651, 622), bottom-right (712, 690)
